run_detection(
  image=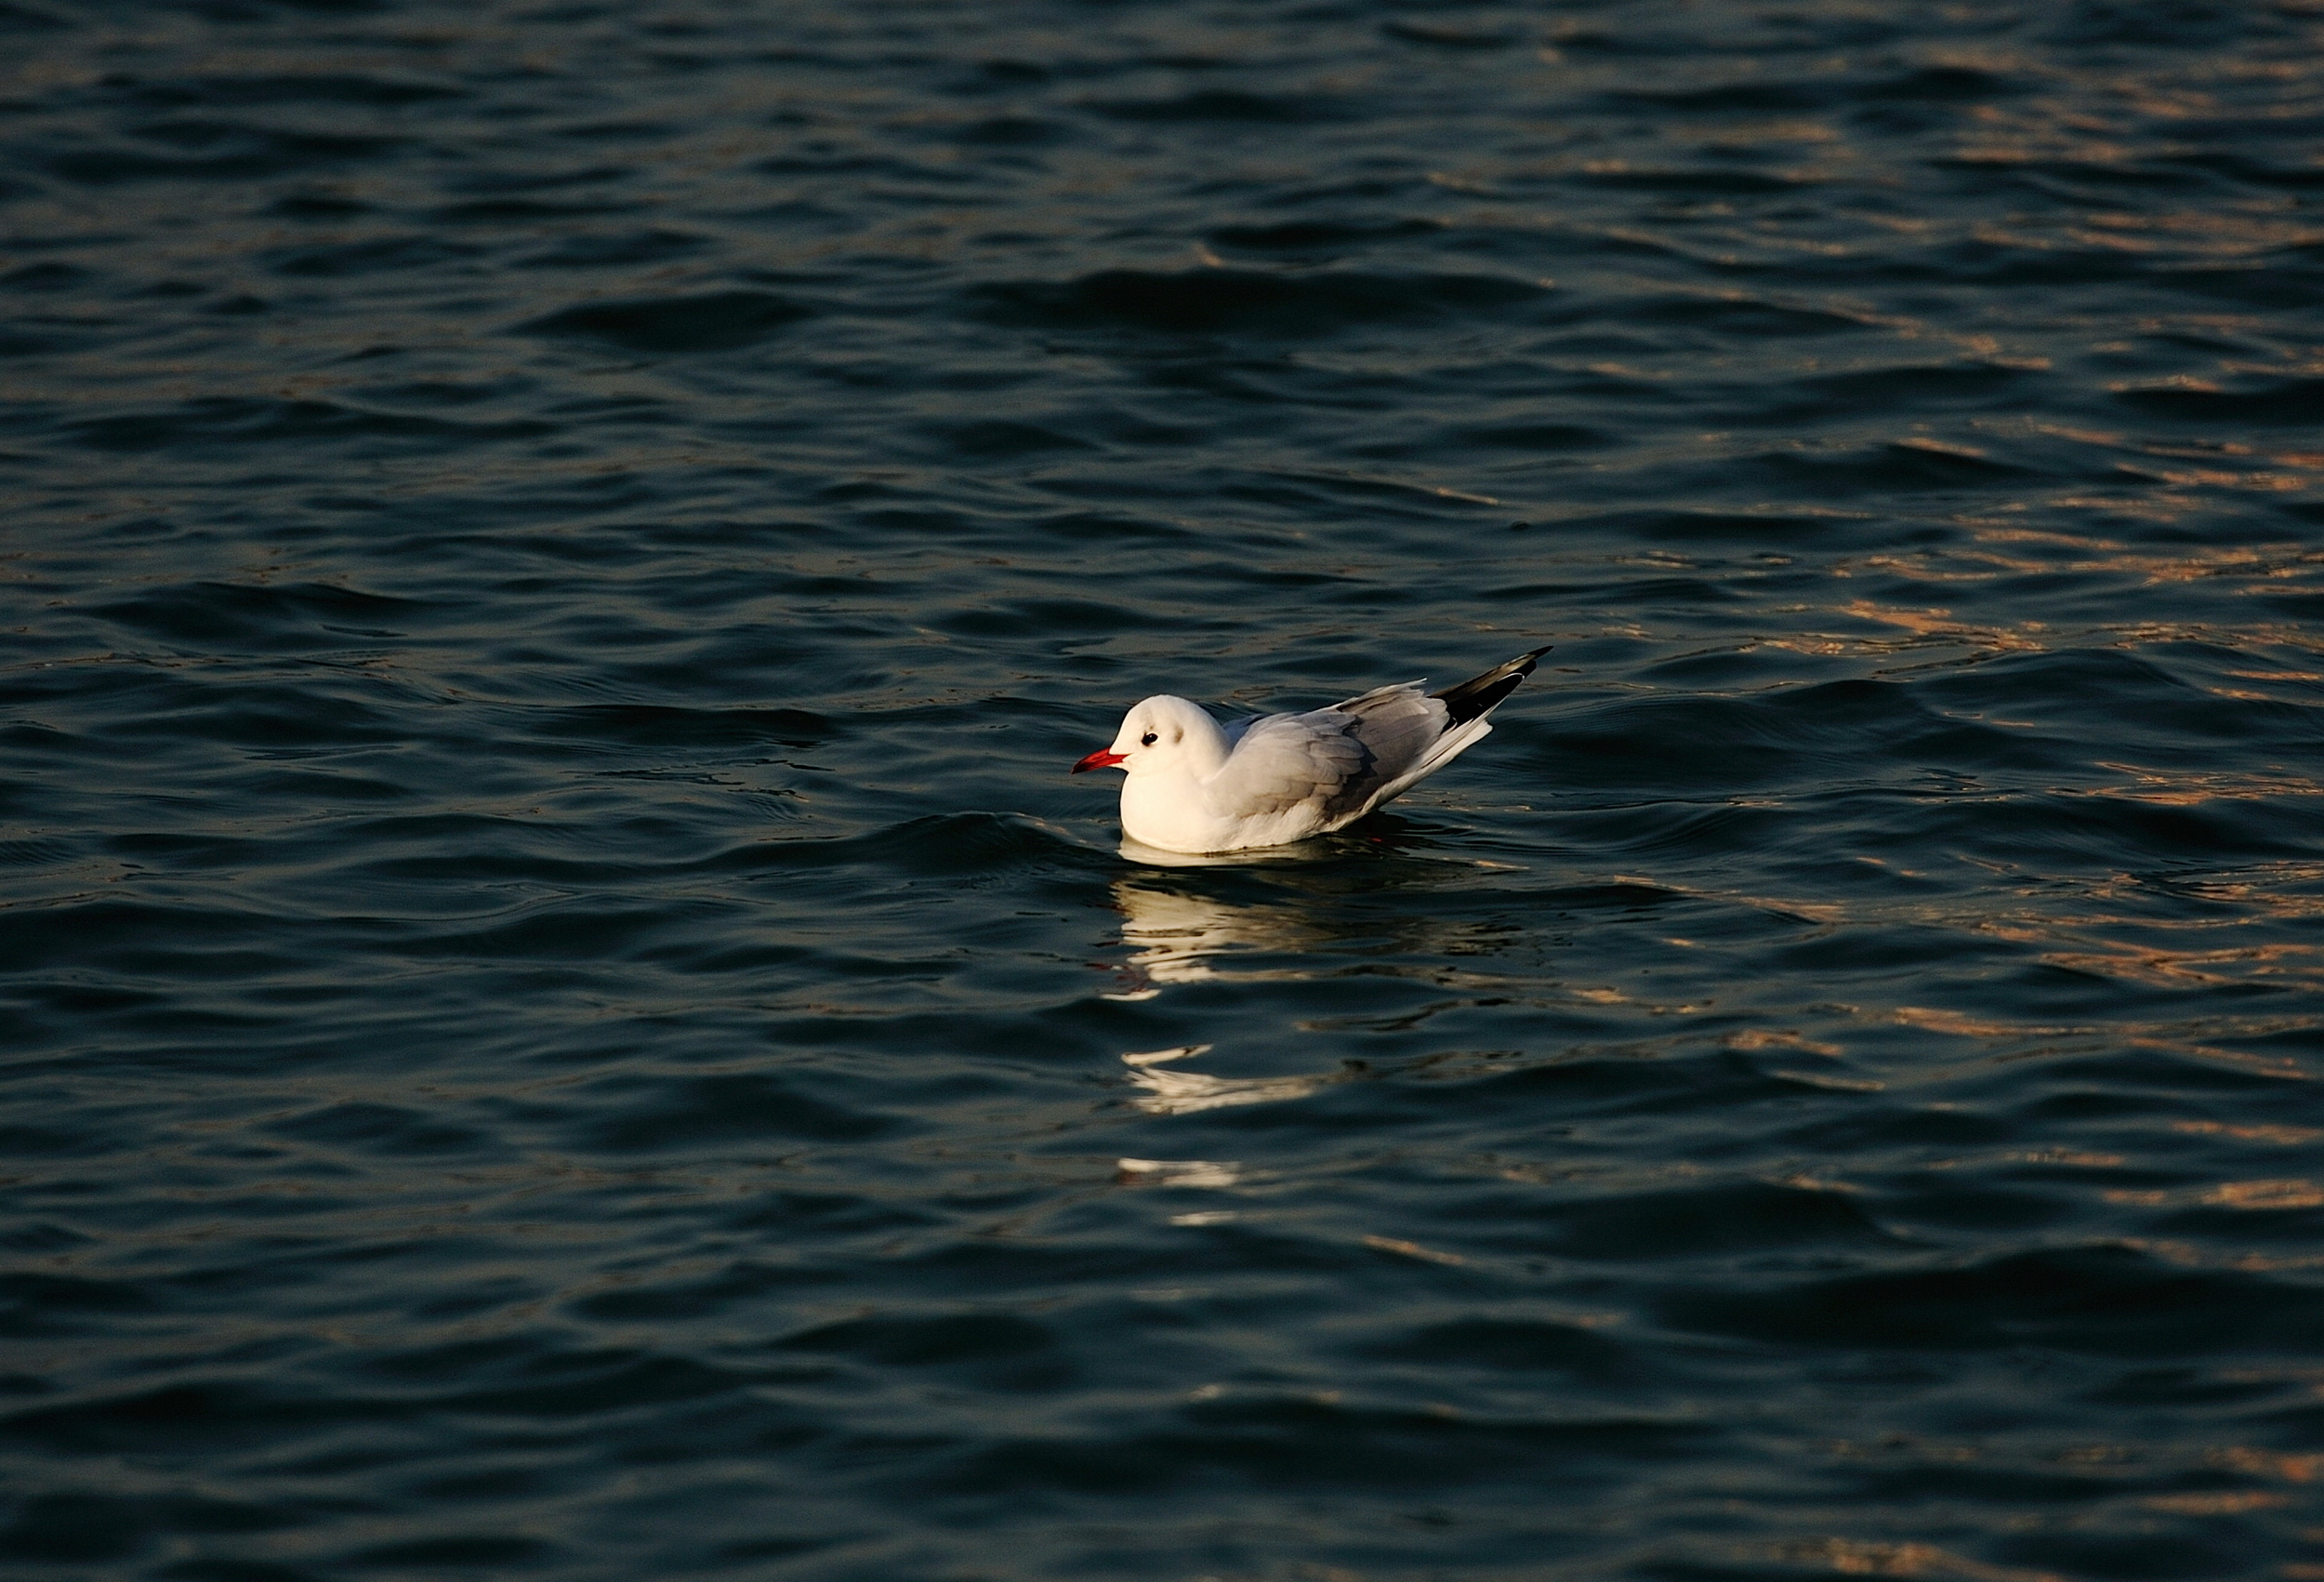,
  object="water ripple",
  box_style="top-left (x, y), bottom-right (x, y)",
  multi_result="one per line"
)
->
top-left (1, 1), bottom-right (2319, 1578)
